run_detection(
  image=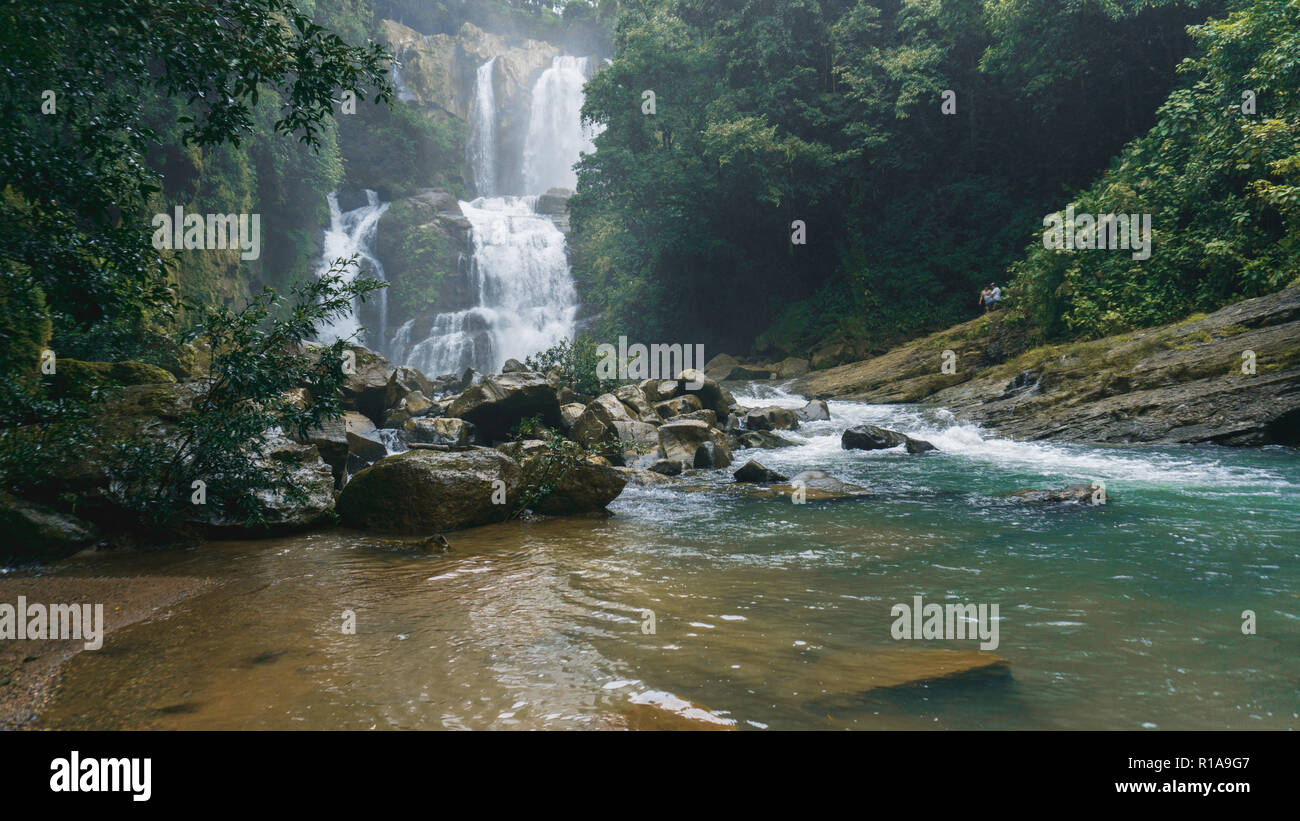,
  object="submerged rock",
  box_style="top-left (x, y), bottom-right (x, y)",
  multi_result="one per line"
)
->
top-left (769, 470), bottom-right (871, 501)
top-left (1002, 483), bottom-right (1107, 505)
top-left (337, 448), bottom-right (521, 534)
